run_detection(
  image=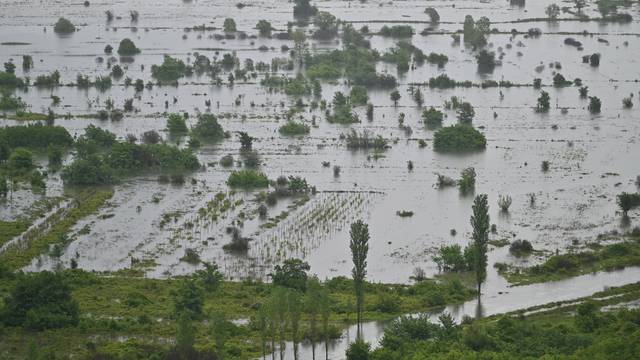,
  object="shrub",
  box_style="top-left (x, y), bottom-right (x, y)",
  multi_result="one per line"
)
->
top-left (422, 107), bottom-right (443, 128)
top-left (7, 148), bottom-right (34, 172)
top-left (509, 240), bottom-right (533, 256)
top-left (345, 129), bottom-right (387, 150)
top-left (346, 339), bottom-right (370, 360)
top-left (227, 170), bottom-right (269, 188)
top-left (0, 123), bottom-right (73, 149)
top-left (166, 113), bottom-right (188, 134)
top-left (34, 70), bottom-right (61, 87)
top-left (279, 121), bottom-right (310, 136)
top-left (0, 71), bottom-right (25, 87)
top-left (350, 86), bottom-right (369, 106)
top-left (117, 38), bottom-right (140, 55)
top-left (380, 25), bottom-right (414, 37)
top-left (432, 245), bottom-right (467, 272)
top-left (456, 102), bottom-right (475, 123)
top-left (61, 156), bottom-right (115, 185)
top-left (0, 271), bottom-right (79, 330)
top-left (476, 50), bottom-right (496, 72)
top-left (374, 292), bottom-right (401, 313)
top-left (425, 8), bottom-right (440, 22)
top-left (219, 154), bottom-right (234, 167)
top-left (0, 94), bottom-right (25, 110)
top-left (433, 125), bottom-right (486, 152)
top-left (497, 195), bottom-right (512, 211)
top-left (588, 96), bottom-right (601, 114)
top-left (192, 114), bottom-right (224, 141)
top-left (270, 258), bottom-right (310, 291)
top-left (151, 56), bottom-right (186, 82)
top-left (458, 167), bottom-right (476, 193)
top-left (223, 18), bottom-right (237, 33)
top-left (617, 192), bottom-right (640, 215)
top-left (536, 91), bottom-right (550, 112)
top-left (53, 18), bottom-right (76, 33)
